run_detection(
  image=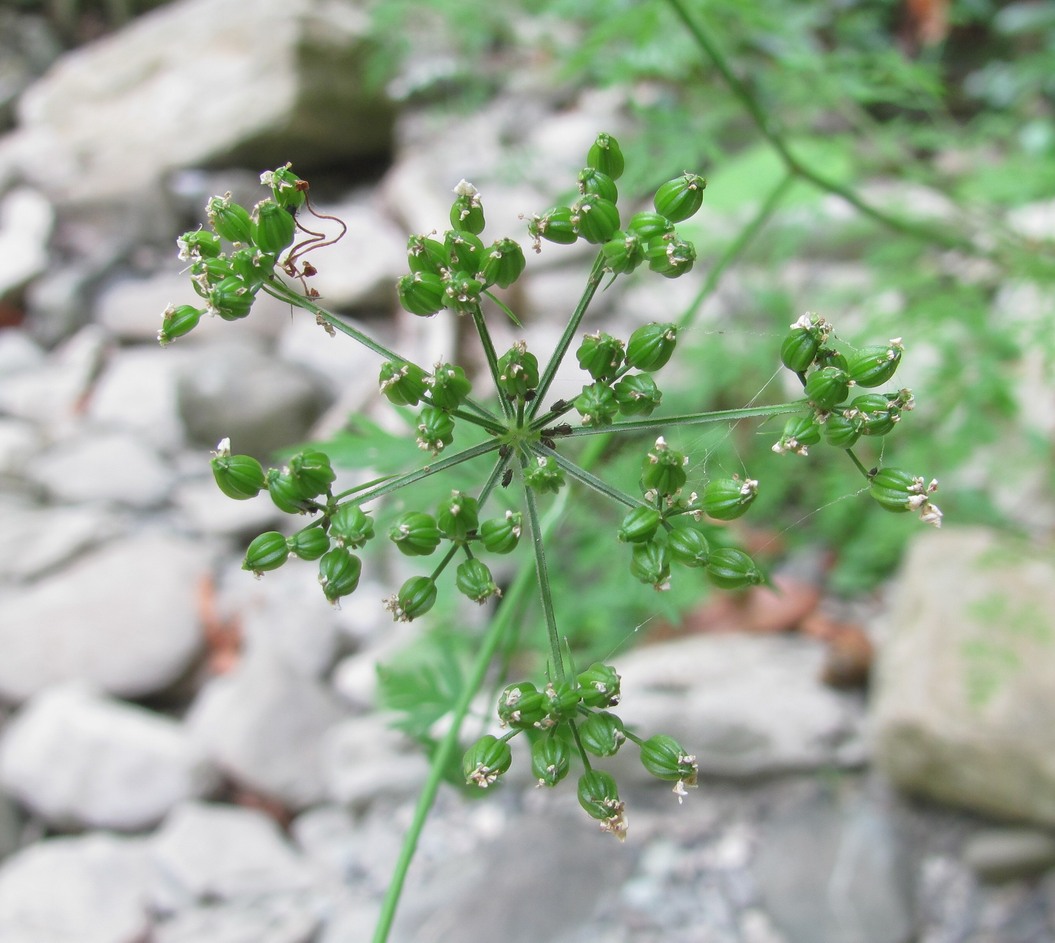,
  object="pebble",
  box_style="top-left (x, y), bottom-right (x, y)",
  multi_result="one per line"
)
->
top-left (962, 828), bottom-right (1055, 884)
top-left (0, 684), bottom-right (220, 830)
